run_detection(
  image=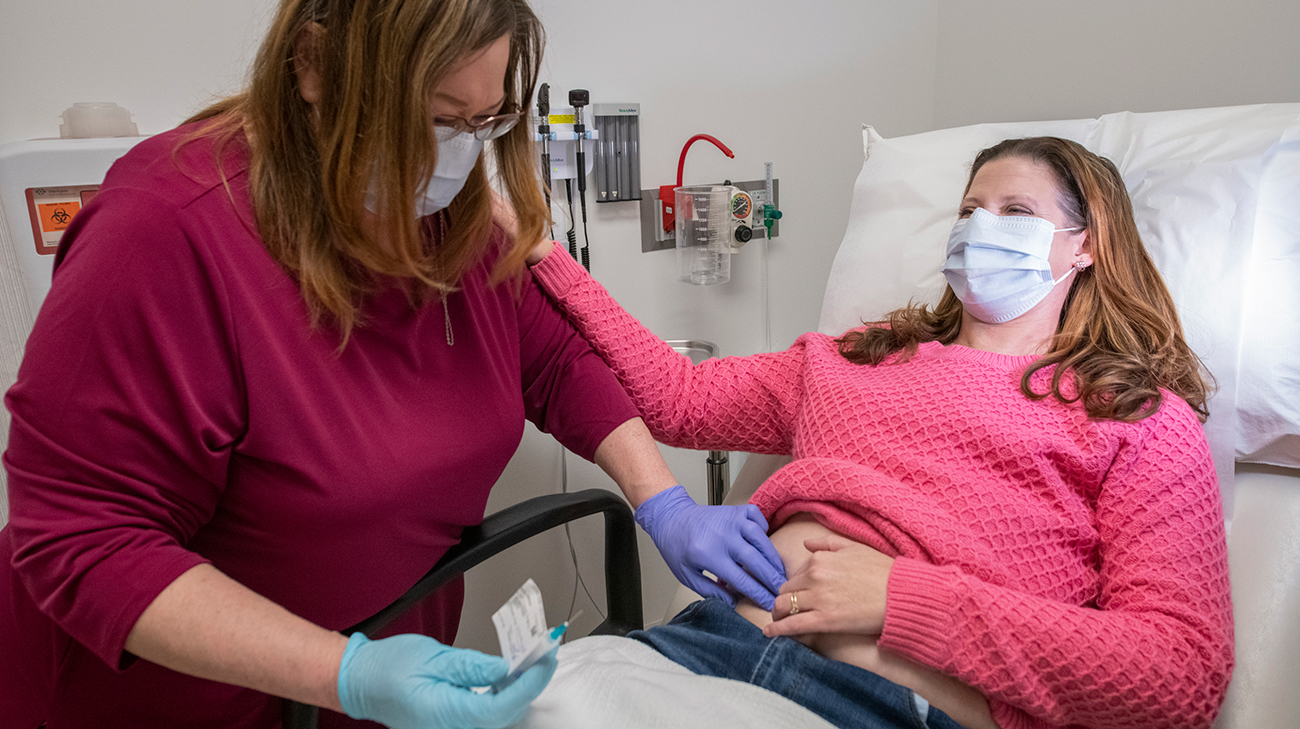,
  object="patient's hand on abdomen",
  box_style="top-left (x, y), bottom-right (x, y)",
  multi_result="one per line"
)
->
top-left (733, 513), bottom-right (997, 729)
